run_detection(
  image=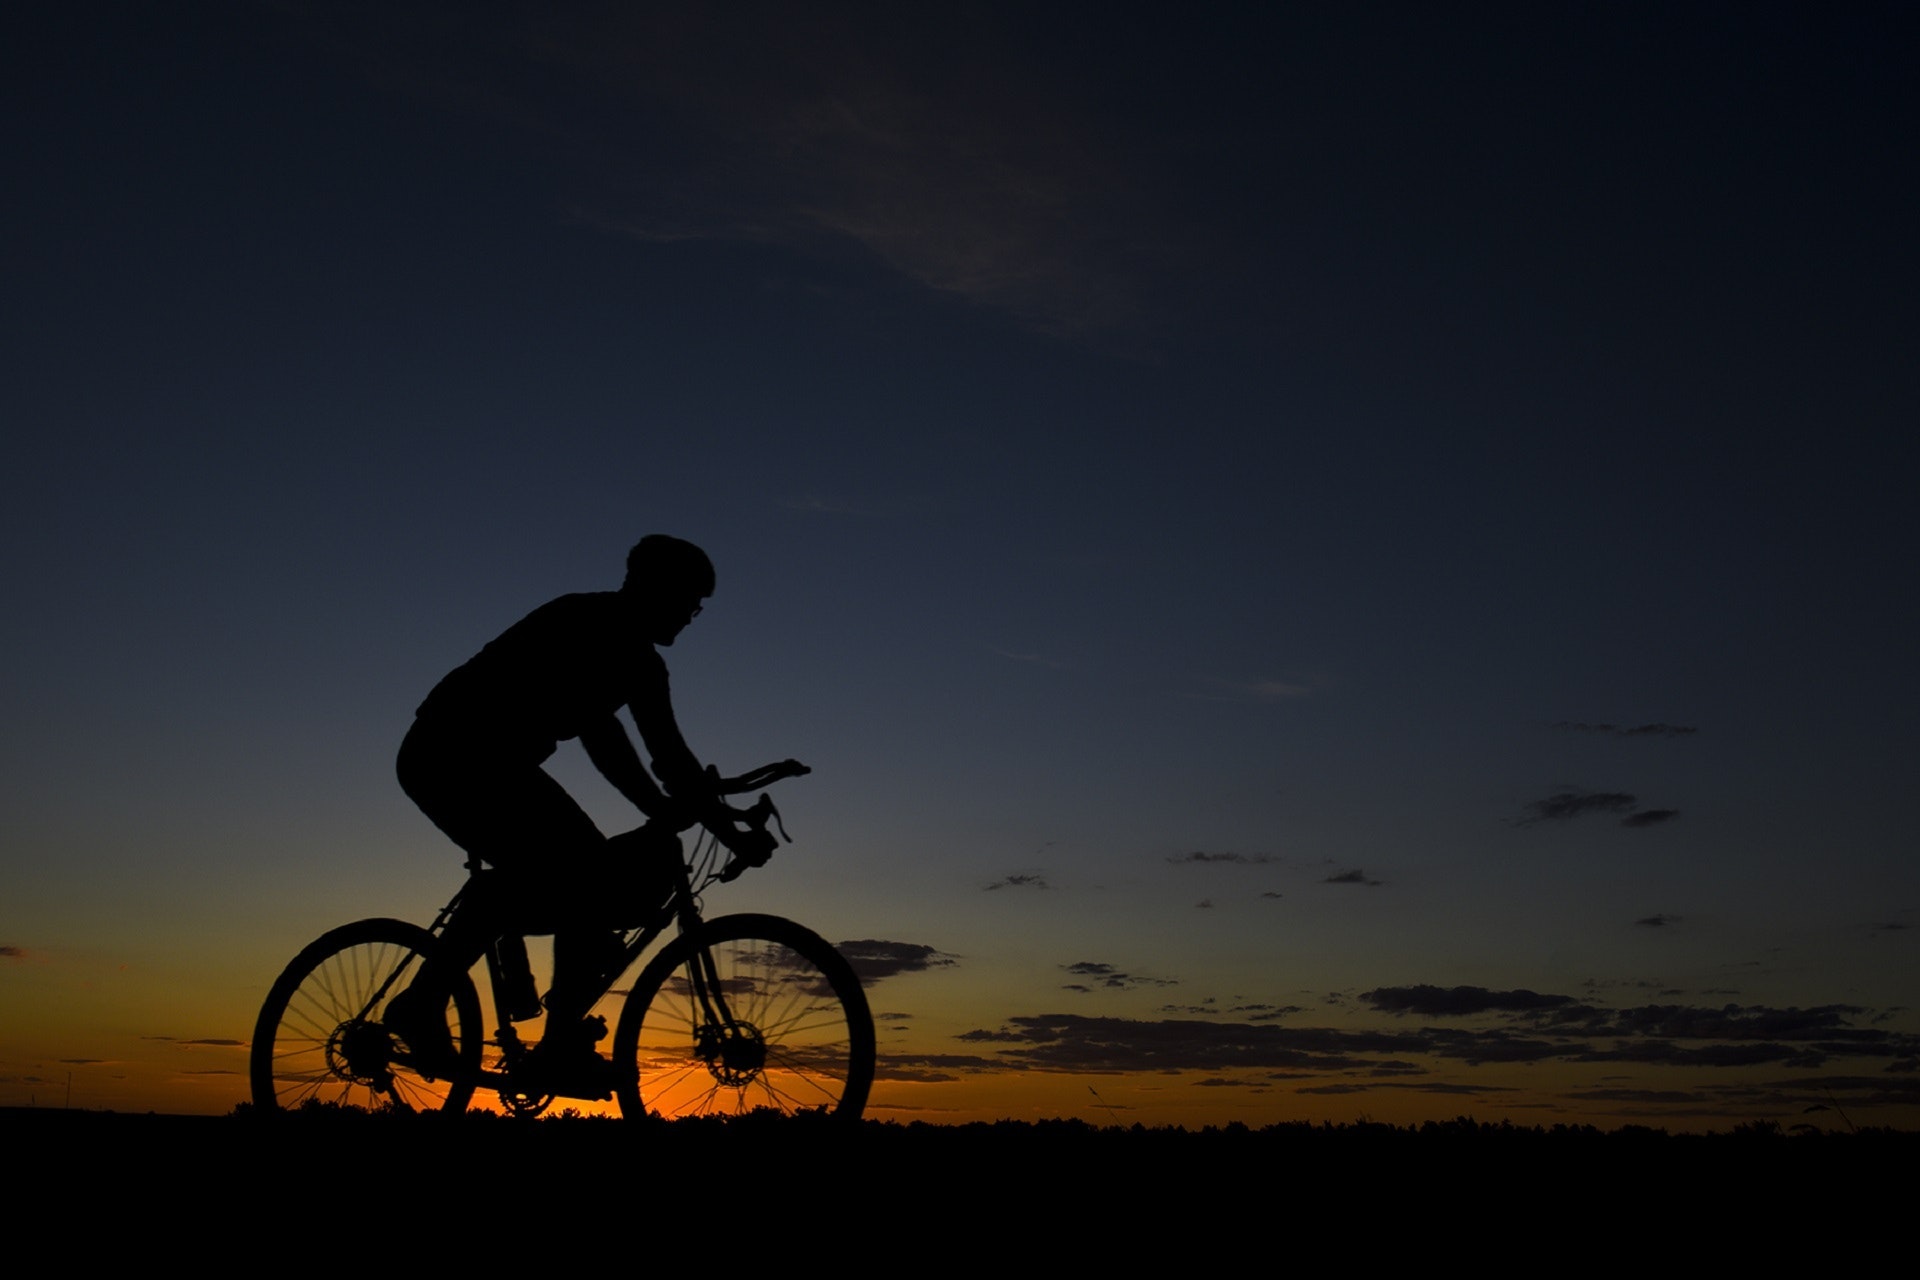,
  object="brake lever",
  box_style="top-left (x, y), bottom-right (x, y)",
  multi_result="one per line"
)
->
top-left (715, 794), bottom-right (794, 884)
top-left (758, 794), bottom-right (793, 844)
